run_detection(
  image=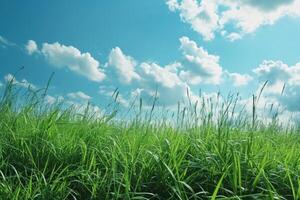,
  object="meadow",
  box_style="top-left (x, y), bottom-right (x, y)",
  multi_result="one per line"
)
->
top-left (0, 79), bottom-right (300, 200)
